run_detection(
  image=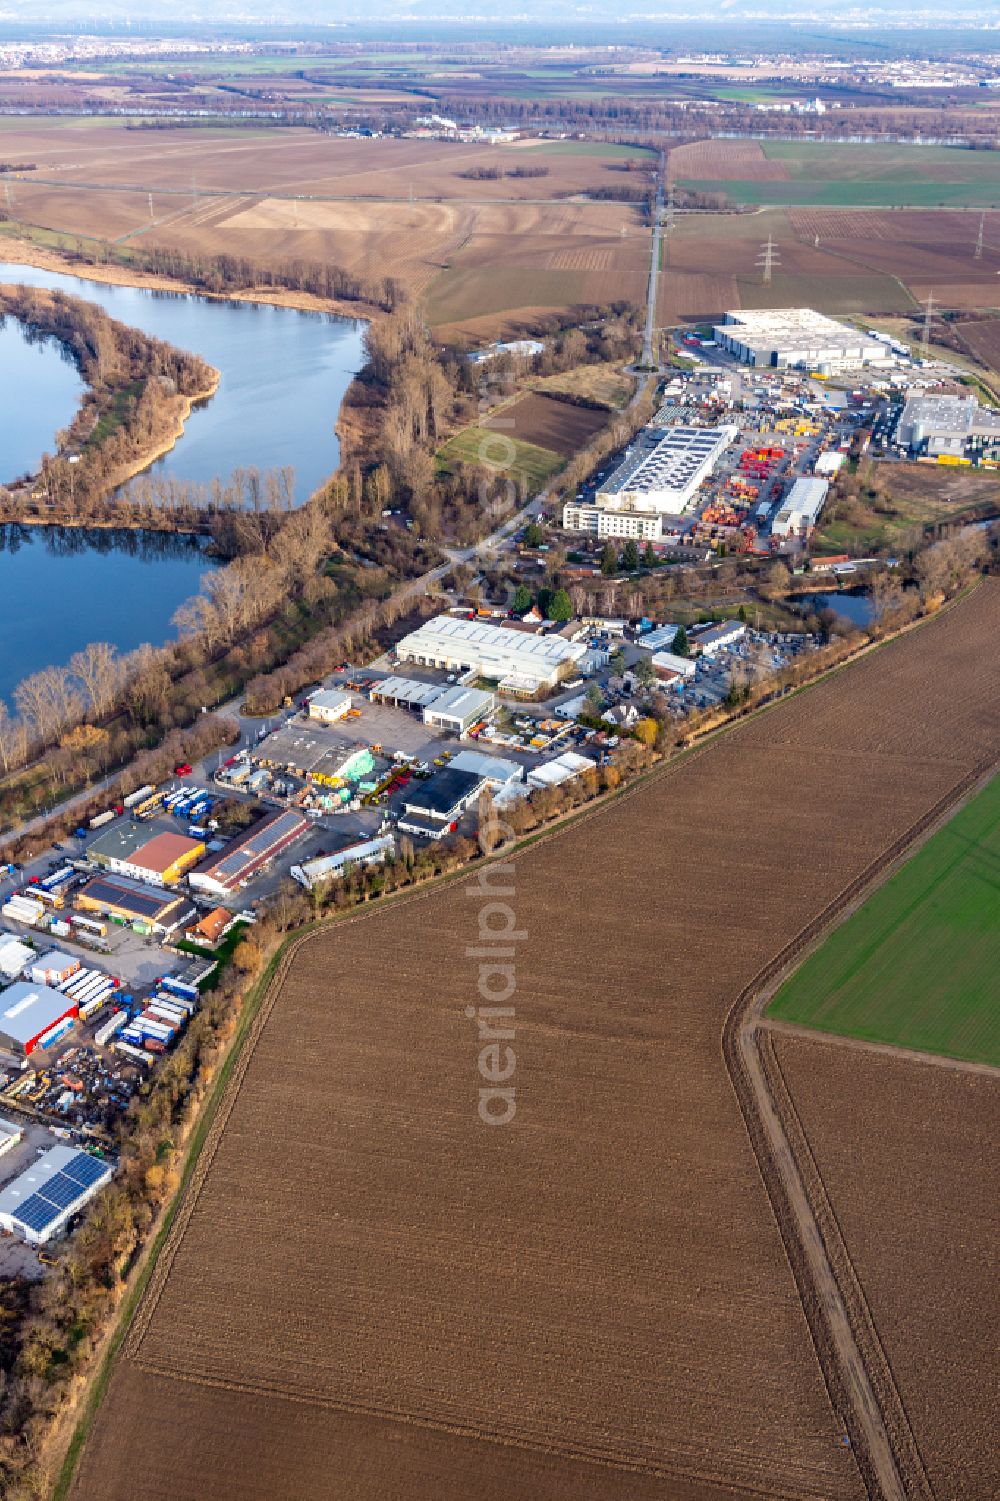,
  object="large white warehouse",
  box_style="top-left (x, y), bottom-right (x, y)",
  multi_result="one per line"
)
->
top-left (563, 421), bottom-right (737, 539)
top-left (395, 615), bottom-right (586, 692)
top-left (771, 477), bottom-right (830, 538)
top-left (714, 309), bottom-right (893, 372)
